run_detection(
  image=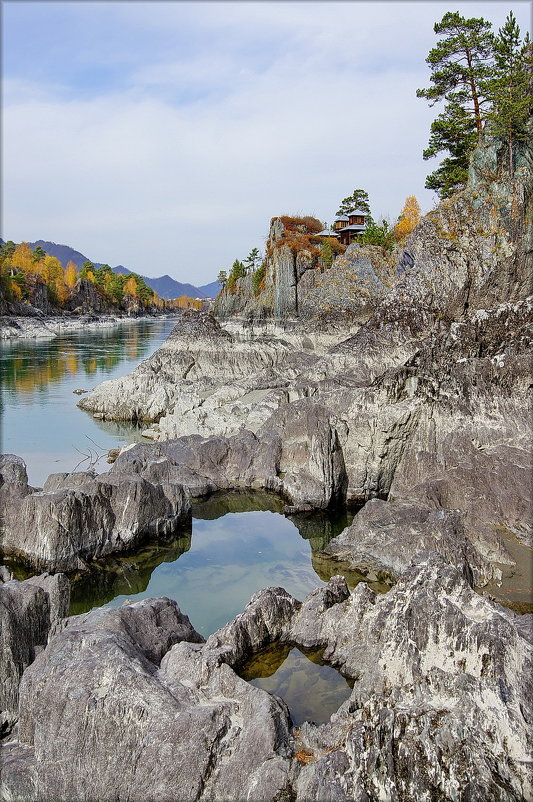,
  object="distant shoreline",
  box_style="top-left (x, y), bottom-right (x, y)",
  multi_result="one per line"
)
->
top-left (0, 310), bottom-right (176, 340)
